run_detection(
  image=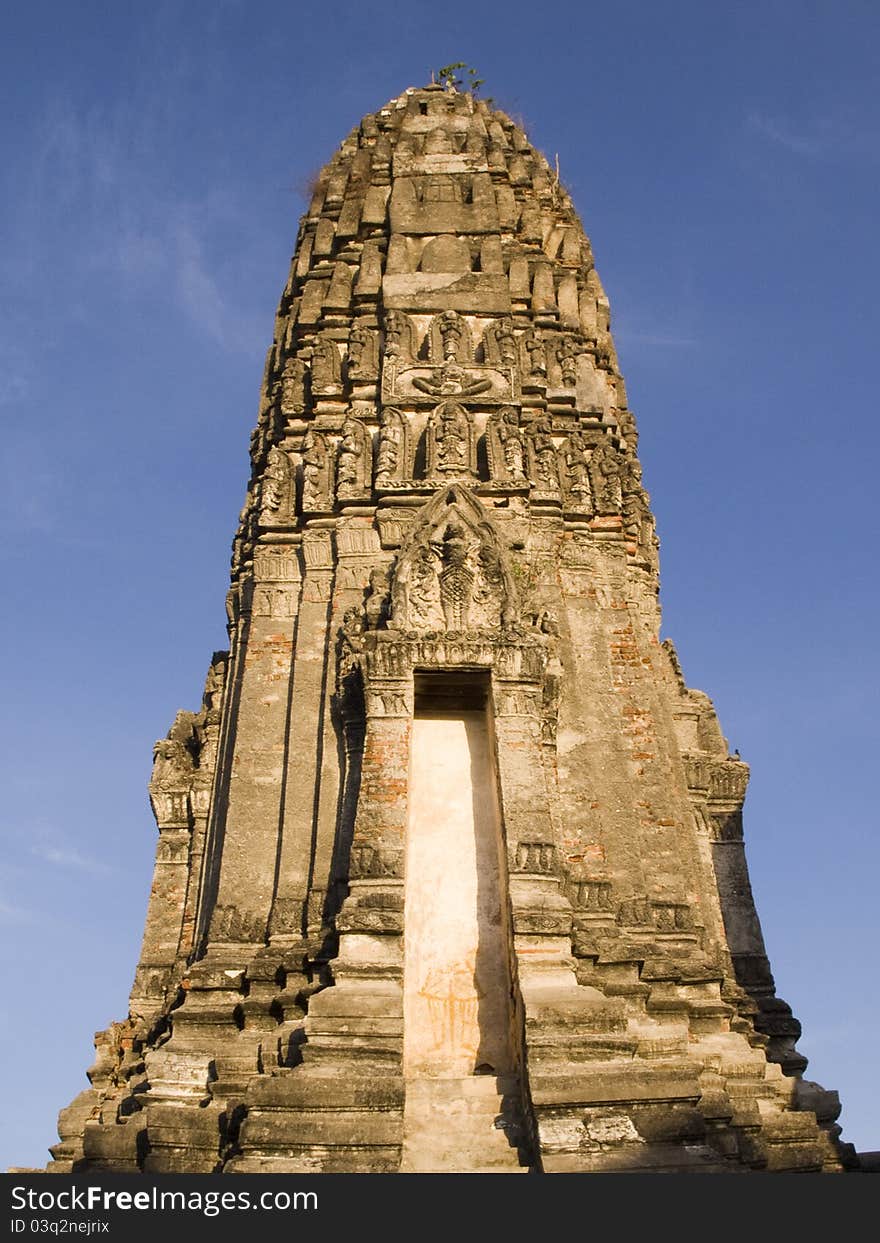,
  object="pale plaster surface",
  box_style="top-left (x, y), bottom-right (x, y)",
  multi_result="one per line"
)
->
top-left (403, 710), bottom-right (513, 1079)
